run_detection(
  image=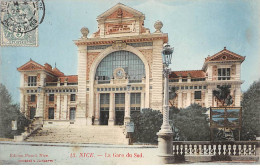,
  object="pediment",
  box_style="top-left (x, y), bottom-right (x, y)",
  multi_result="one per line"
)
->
top-left (97, 3), bottom-right (144, 20)
top-left (206, 49), bottom-right (245, 62)
top-left (17, 60), bottom-right (44, 71)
